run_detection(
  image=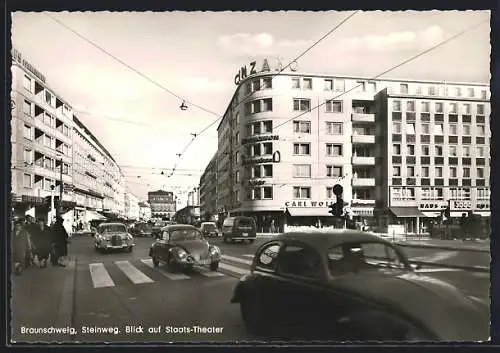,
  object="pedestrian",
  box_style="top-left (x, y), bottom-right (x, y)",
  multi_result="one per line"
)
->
top-left (12, 219), bottom-right (31, 275)
top-left (22, 215), bottom-right (37, 268)
top-left (51, 216), bottom-right (69, 267)
top-left (31, 218), bottom-right (52, 268)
